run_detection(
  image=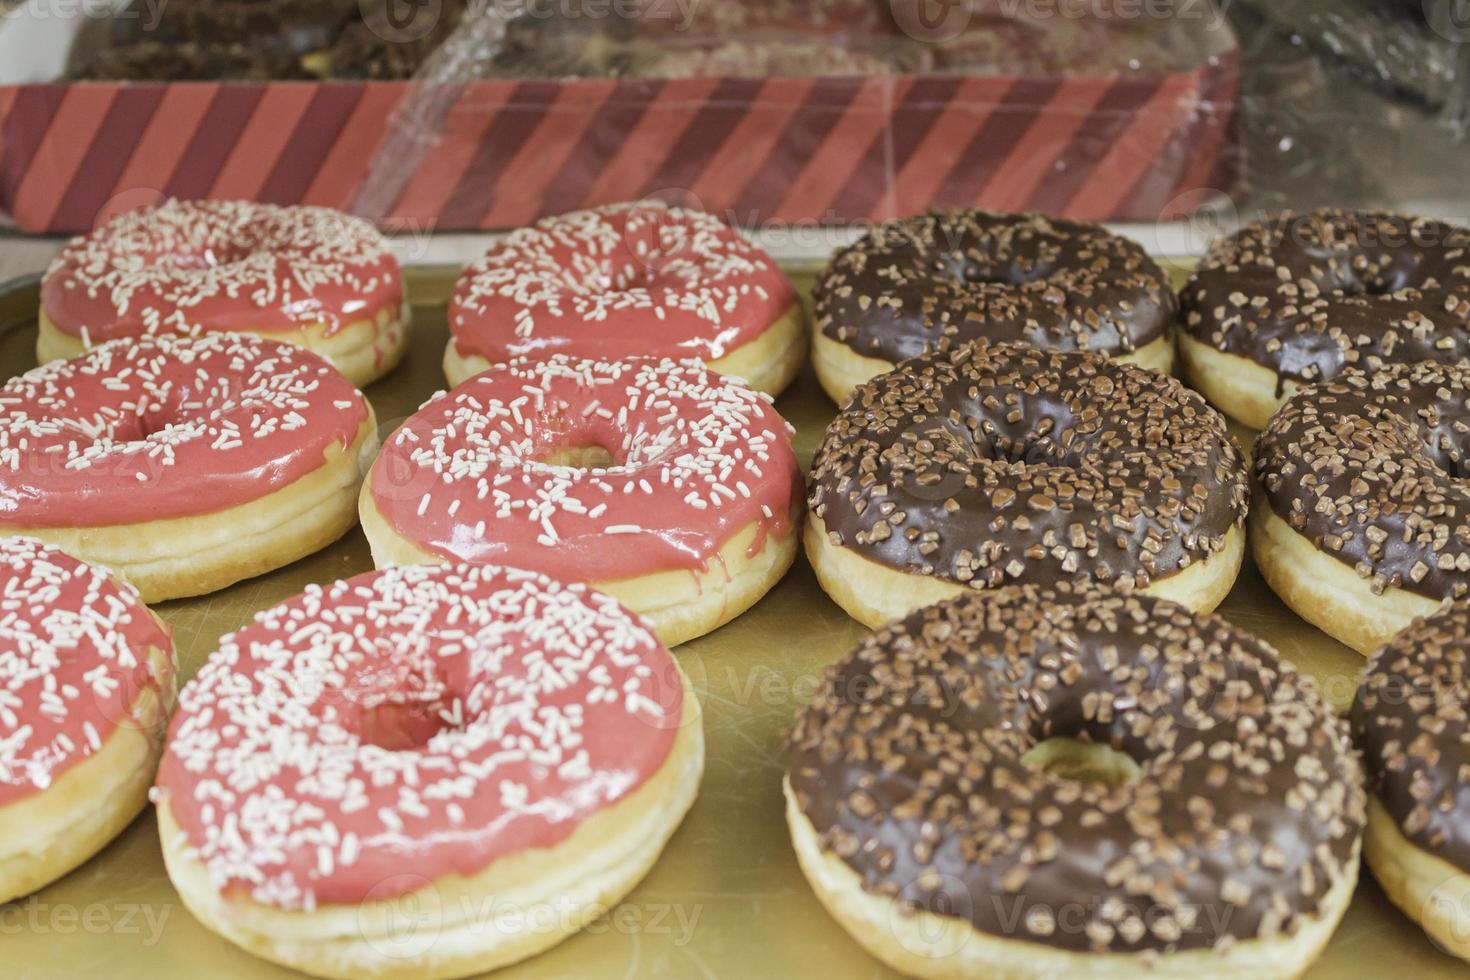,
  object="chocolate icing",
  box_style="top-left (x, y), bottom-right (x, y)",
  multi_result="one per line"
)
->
top-left (329, 0), bottom-right (469, 80)
top-left (1255, 361), bottom-right (1470, 600)
top-left (787, 584), bottom-right (1365, 954)
top-left (1181, 209), bottom-right (1470, 389)
top-left (808, 342), bottom-right (1248, 590)
top-left (814, 210), bottom-right (1176, 366)
top-left (1352, 599), bottom-right (1470, 871)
